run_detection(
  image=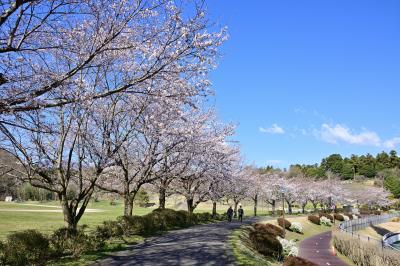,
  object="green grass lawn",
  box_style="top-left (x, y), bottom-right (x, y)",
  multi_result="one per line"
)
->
top-left (0, 195), bottom-right (318, 240)
top-left (0, 200), bottom-right (155, 240)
